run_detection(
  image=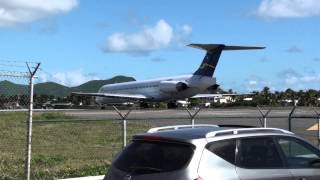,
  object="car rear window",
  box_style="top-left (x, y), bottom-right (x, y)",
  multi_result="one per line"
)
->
top-left (113, 140), bottom-right (194, 174)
